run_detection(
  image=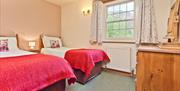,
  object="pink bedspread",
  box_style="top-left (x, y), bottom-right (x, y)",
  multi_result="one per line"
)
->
top-left (65, 49), bottom-right (110, 76)
top-left (0, 54), bottom-right (76, 91)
